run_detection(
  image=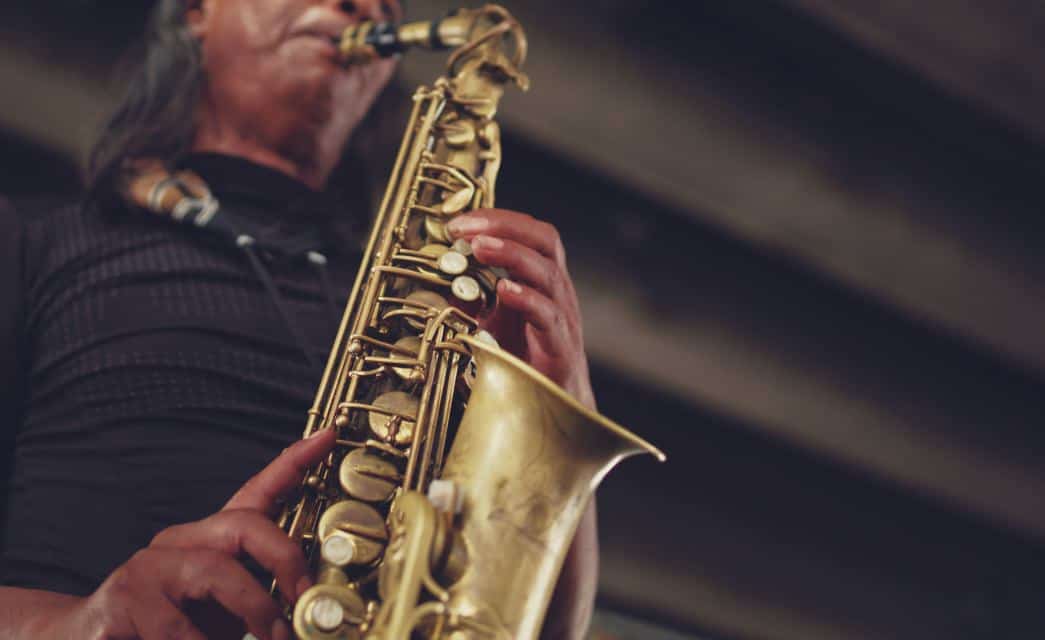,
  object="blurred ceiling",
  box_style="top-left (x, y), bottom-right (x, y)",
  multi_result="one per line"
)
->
top-left (2, 2), bottom-right (1045, 639)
